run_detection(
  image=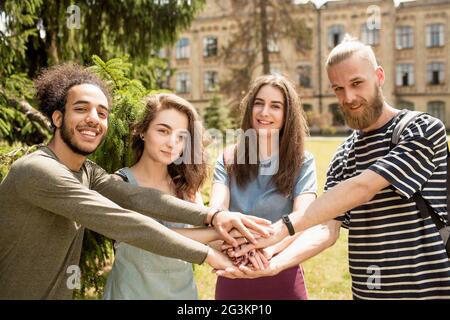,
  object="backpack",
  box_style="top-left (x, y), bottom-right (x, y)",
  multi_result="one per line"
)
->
top-left (390, 109), bottom-right (450, 257)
